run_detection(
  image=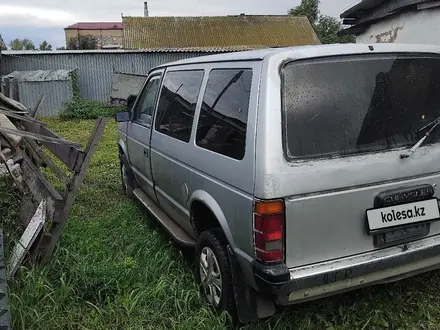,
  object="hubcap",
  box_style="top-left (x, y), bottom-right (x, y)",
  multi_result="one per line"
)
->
top-left (199, 247), bottom-right (222, 307)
